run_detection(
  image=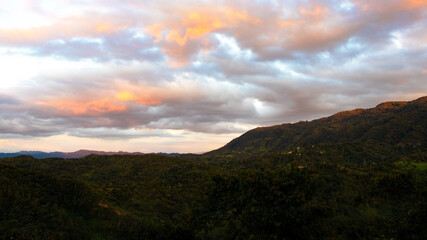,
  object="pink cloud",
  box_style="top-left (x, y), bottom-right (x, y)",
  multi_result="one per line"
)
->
top-left (0, 15), bottom-right (130, 45)
top-left (36, 99), bottom-right (128, 117)
top-left (30, 77), bottom-right (207, 118)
